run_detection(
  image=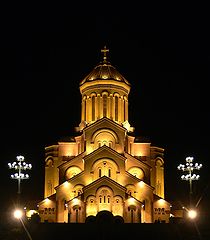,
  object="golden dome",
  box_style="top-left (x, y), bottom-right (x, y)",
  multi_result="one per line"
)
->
top-left (80, 47), bottom-right (130, 86)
